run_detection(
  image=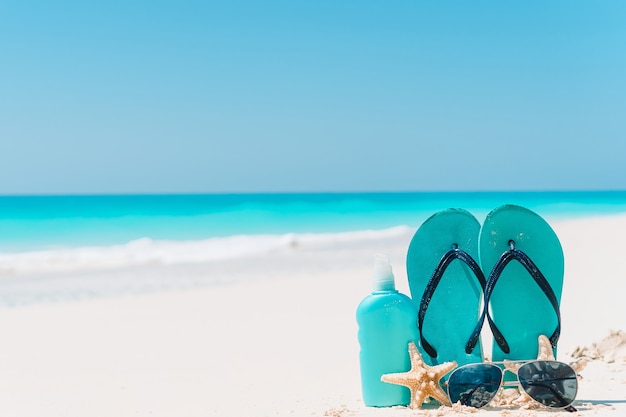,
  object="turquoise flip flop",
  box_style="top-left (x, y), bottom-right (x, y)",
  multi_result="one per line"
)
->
top-left (407, 208), bottom-right (486, 367)
top-left (472, 204), bottom-right (564, 362)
